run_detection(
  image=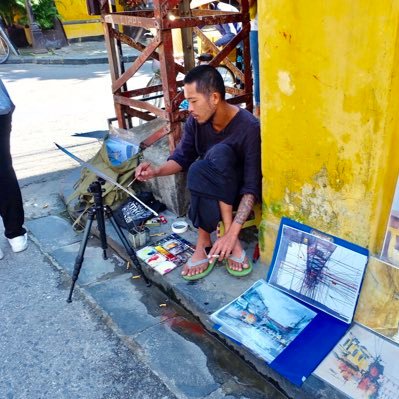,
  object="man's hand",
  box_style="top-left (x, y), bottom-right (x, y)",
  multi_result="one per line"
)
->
top-left (135, 162), bottom-right (159, 181)
top-left (135, 159), bottom-right (183, 182)
top-left (208, 231), bottom-right (239, 261)
top-left (207, 194), bottom-right (256, 261)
